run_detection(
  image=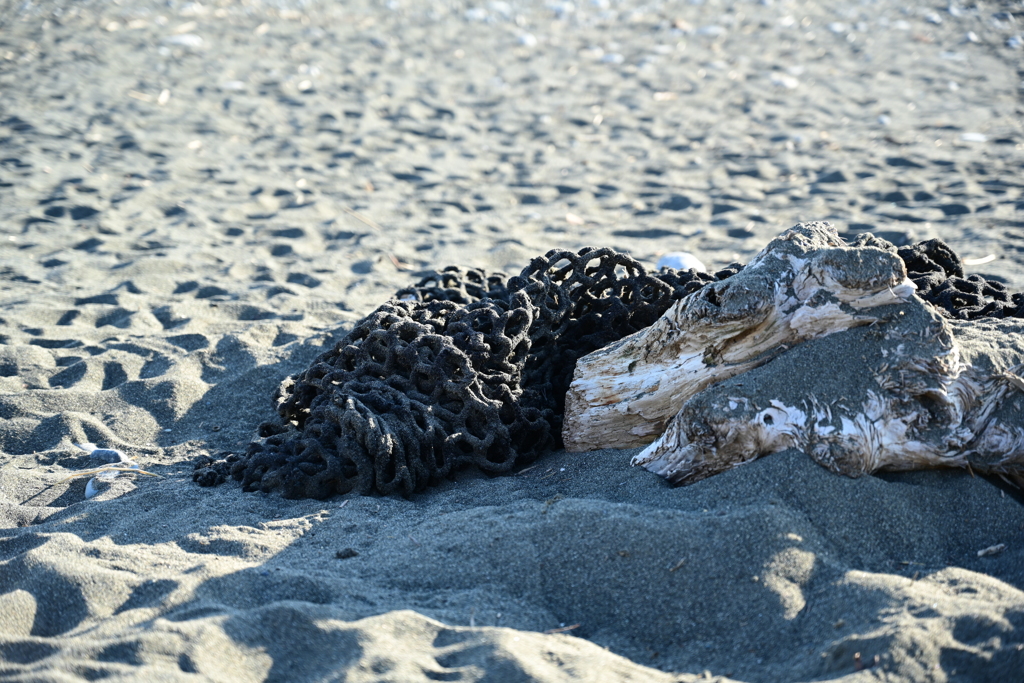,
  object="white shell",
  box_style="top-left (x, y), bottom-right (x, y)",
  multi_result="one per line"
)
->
top-left (84, 478), bottom-right (105, 499)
